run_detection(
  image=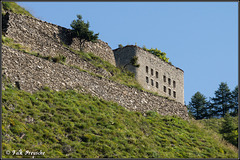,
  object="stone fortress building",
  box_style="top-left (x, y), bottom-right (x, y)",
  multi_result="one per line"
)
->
top-left (2, 11), bottom-right (188, 119)
top-left (114, 45), bottom-right (184, 104)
